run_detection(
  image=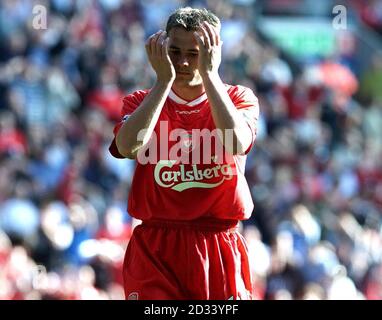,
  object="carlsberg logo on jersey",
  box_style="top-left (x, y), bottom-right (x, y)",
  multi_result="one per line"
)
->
top-left (154, 160), bottom-right (233, 191)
